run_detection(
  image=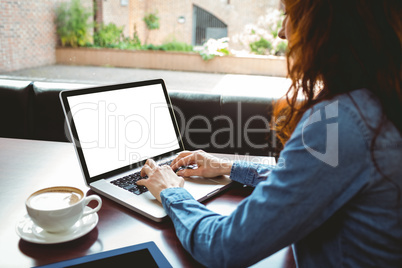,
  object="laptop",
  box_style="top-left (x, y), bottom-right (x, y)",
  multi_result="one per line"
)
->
top-left (60, 79), bottom-right (232, 222)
